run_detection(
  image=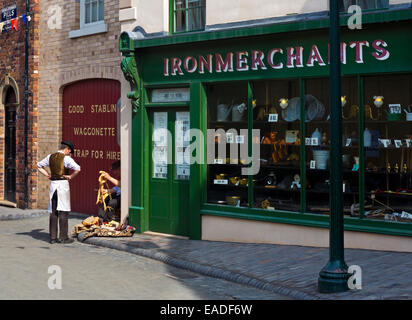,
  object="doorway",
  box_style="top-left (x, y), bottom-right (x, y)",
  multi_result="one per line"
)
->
top-left (4, 87), bottom-right (17, 203)
top-left (148, 108), bottom-right (190, 236)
